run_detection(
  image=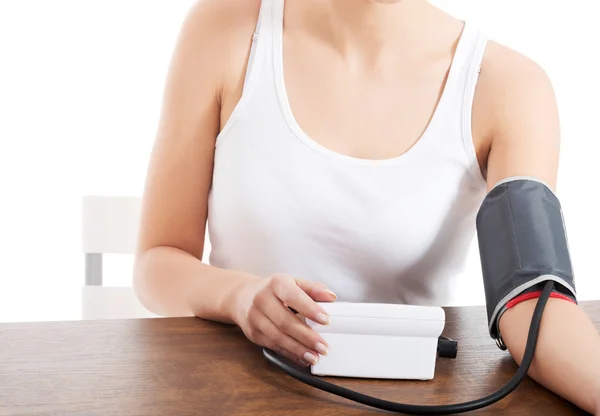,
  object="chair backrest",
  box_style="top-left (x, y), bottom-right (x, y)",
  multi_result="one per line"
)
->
top-left (81, 195), bottom-right (156, 320)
